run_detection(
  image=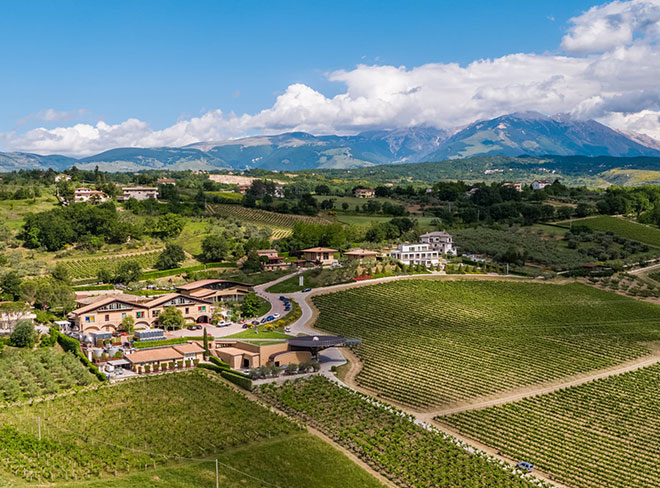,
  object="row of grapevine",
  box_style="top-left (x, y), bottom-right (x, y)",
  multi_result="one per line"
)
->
top-left (57, 250), bottom-right (161, 279)
top-left (212, 204), bottom-right (331, 228)
top-left (258, 376), bottom-right (546, 488)
top-left (0, 371), bottom-right (298, 483)
top-left (0, 348), bottom-right (95, 404)
top-left (441, 363), bottom-right (660, 488)
top-left (312, 280), bottom-right (660, 408)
